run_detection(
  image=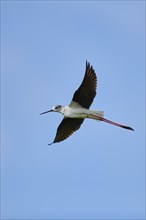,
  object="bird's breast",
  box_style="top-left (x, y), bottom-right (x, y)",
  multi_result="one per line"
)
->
top-left (64, 106), bottom-right (88, 118)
